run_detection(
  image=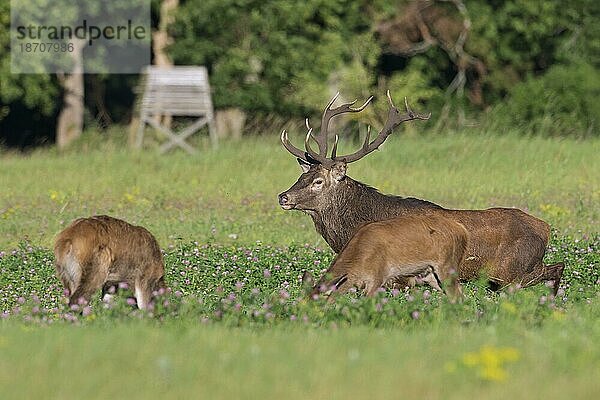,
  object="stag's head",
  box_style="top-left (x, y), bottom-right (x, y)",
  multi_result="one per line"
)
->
top-left (278, 91), bottom-right (430, 212)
